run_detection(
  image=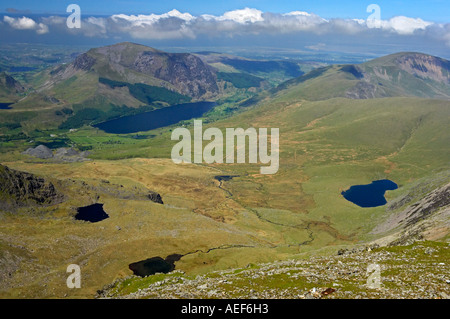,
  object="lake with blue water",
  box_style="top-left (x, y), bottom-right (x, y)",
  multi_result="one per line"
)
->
top-left (0, 103), bottom-right (13, 109)
top-left (341, 179), bottom-right (398, 207)
top-left (94, 101), bottom-right (216, 134)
